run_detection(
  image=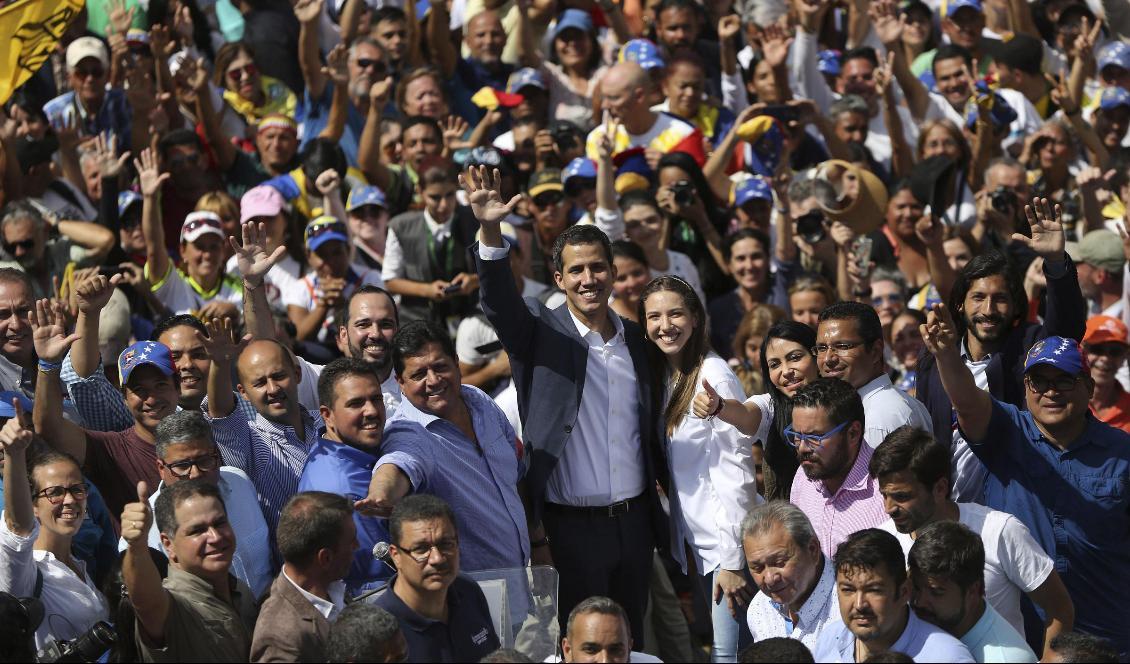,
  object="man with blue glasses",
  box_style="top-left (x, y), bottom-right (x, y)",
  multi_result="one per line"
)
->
top-left (787, 378), bottom-right (889, 560)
